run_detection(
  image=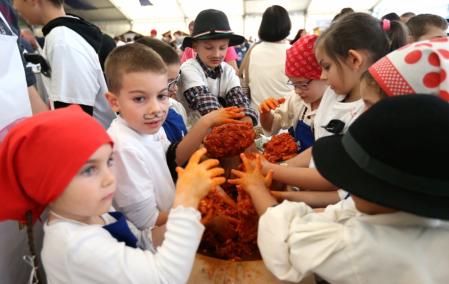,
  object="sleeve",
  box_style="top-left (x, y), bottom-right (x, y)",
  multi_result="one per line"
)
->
top-left (257, 200), bottom-right (349, 283)
top-left (45, 43), bottom-right (99, 106)
top-left (66, 207), bottom-right (205, 284)
top-left (267, 93), bottom-right (298, 135)
top-left (112, 147), bottom-right (159, 230)
top-left (224, 47), bottom-right (238, 61)
top-left (183, 86), bottom-right (221, 115)
top-left (225, 86), bottom-right (258, 125)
